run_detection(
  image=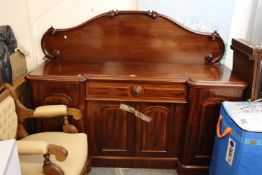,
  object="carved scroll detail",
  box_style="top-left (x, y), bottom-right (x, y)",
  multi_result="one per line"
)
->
top-left (48, 26), bottom-right (57, 36)
top-left (147, 10), bottom-right (159, 19)
top-left (44, 49), bottom-right (60, 59)
top-left (107, 10), bottom-right (119, 18)
top-left (51, 49), bottom-right (60, 58)
top-left (43, 154), bottom-right (64, 175)
top-left (205, 31), bottom-right (224, 64)
top-left (209, 31), bottom-right (219, 41)
top-left (205, 53), bottom-right (220, 65)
